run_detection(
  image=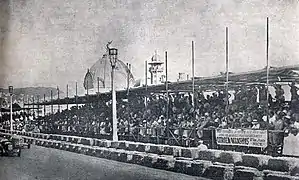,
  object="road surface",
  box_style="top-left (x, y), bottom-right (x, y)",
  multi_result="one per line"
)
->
top-left (0, 145), bottom-right (209, 180)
